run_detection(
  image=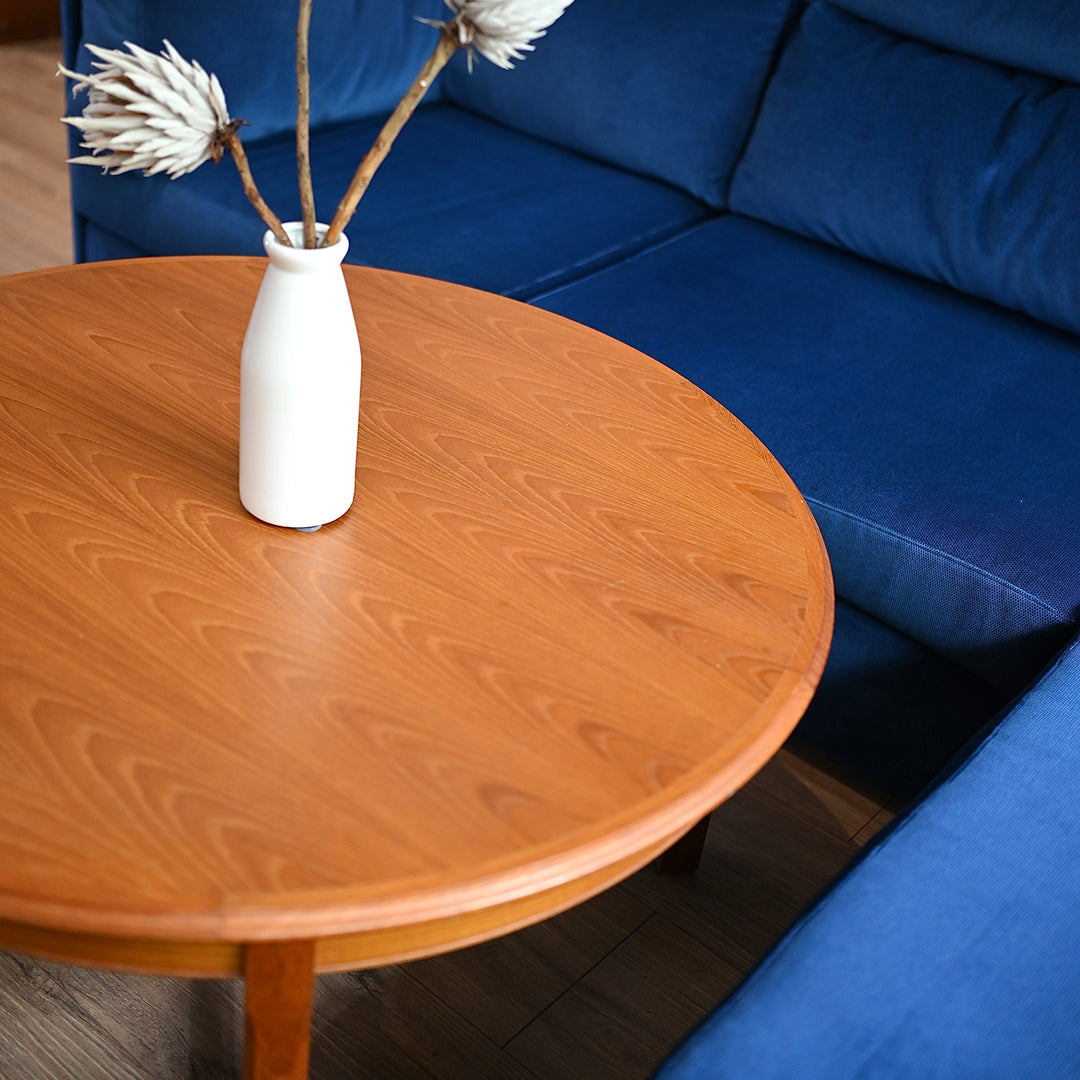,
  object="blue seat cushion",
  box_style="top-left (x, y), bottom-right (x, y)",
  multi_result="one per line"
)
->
top-left (70, 102), bottom-right (711, 299)
top-left (798, 600), bottom-right (1003, 798)
top-left (536, 214), bottom-right (1080, 694)
top-left (654, 631), bottom-right (1080, 1079)
top-left (441, 0), bottom-right (799, 208)
top-left (729, 2), bottom-right (1080, 338)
